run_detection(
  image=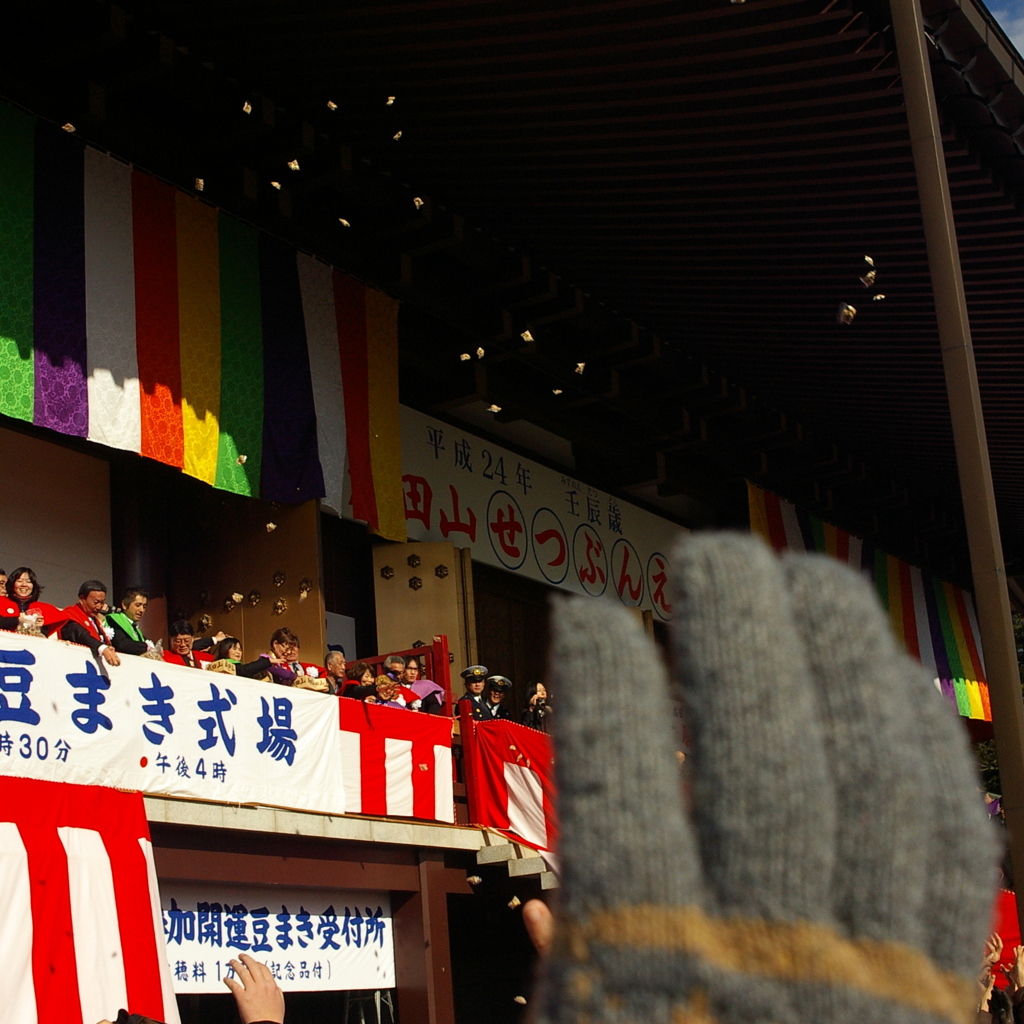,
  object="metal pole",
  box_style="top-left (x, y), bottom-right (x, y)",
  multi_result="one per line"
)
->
top-left (891, 0), bottom-right (1024, 926)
